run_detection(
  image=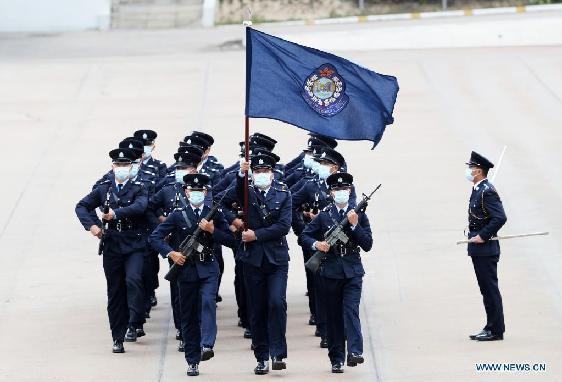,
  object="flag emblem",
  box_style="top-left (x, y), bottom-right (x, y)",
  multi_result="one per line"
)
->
top-left (302, 64), bottom-right (349, 117)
